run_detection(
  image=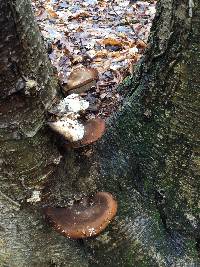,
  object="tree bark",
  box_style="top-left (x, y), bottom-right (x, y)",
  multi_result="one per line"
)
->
top-left (0, 0), bottom-right (200, 266)
top-left (64, 0), bottom-right (200, 265)
top-left (0, 0), bottom-right (60, 200)
top-left (0, 0), bottom-right (87, 266)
